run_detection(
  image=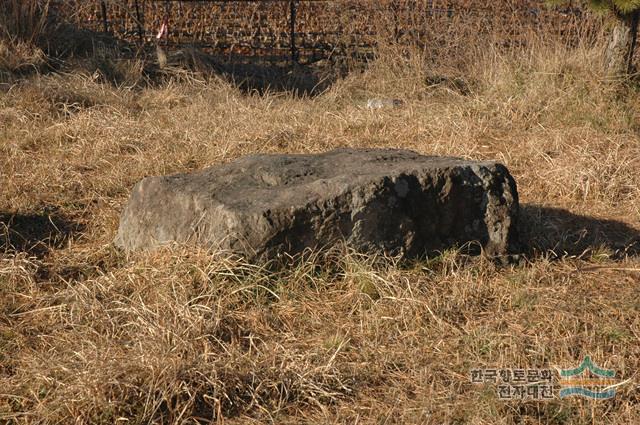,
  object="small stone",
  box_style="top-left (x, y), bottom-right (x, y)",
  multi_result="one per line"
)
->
top-left (366, 98), bottom-right (404, 109)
